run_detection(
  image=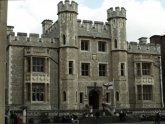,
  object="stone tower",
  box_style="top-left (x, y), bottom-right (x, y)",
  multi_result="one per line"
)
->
top-left (57, 0), bottom-right (79, 109)
top-left (0, 0), bottom-right (7, 123)
top-left (107, 7), bottom-right (130, 108)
